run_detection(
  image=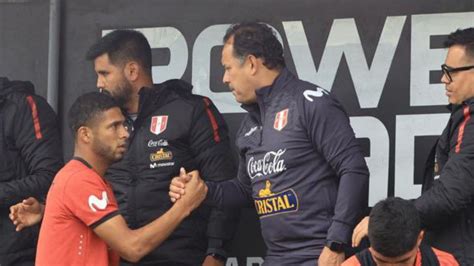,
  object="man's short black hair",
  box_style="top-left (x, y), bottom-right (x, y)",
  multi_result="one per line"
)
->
top-left (86, 29), bottom-right (152, 74)
top-left (68, 92), bottom-right (120, 138)
top-left (223, 22), bottom-right (285, 70)
top-left (444, 27), bottom-right (474, 60)
top-left (368, 197), bottom-right (421, 257)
